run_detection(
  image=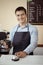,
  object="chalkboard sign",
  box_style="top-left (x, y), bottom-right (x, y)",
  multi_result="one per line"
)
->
top-left (27, 0), bottom-right (43, 25)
